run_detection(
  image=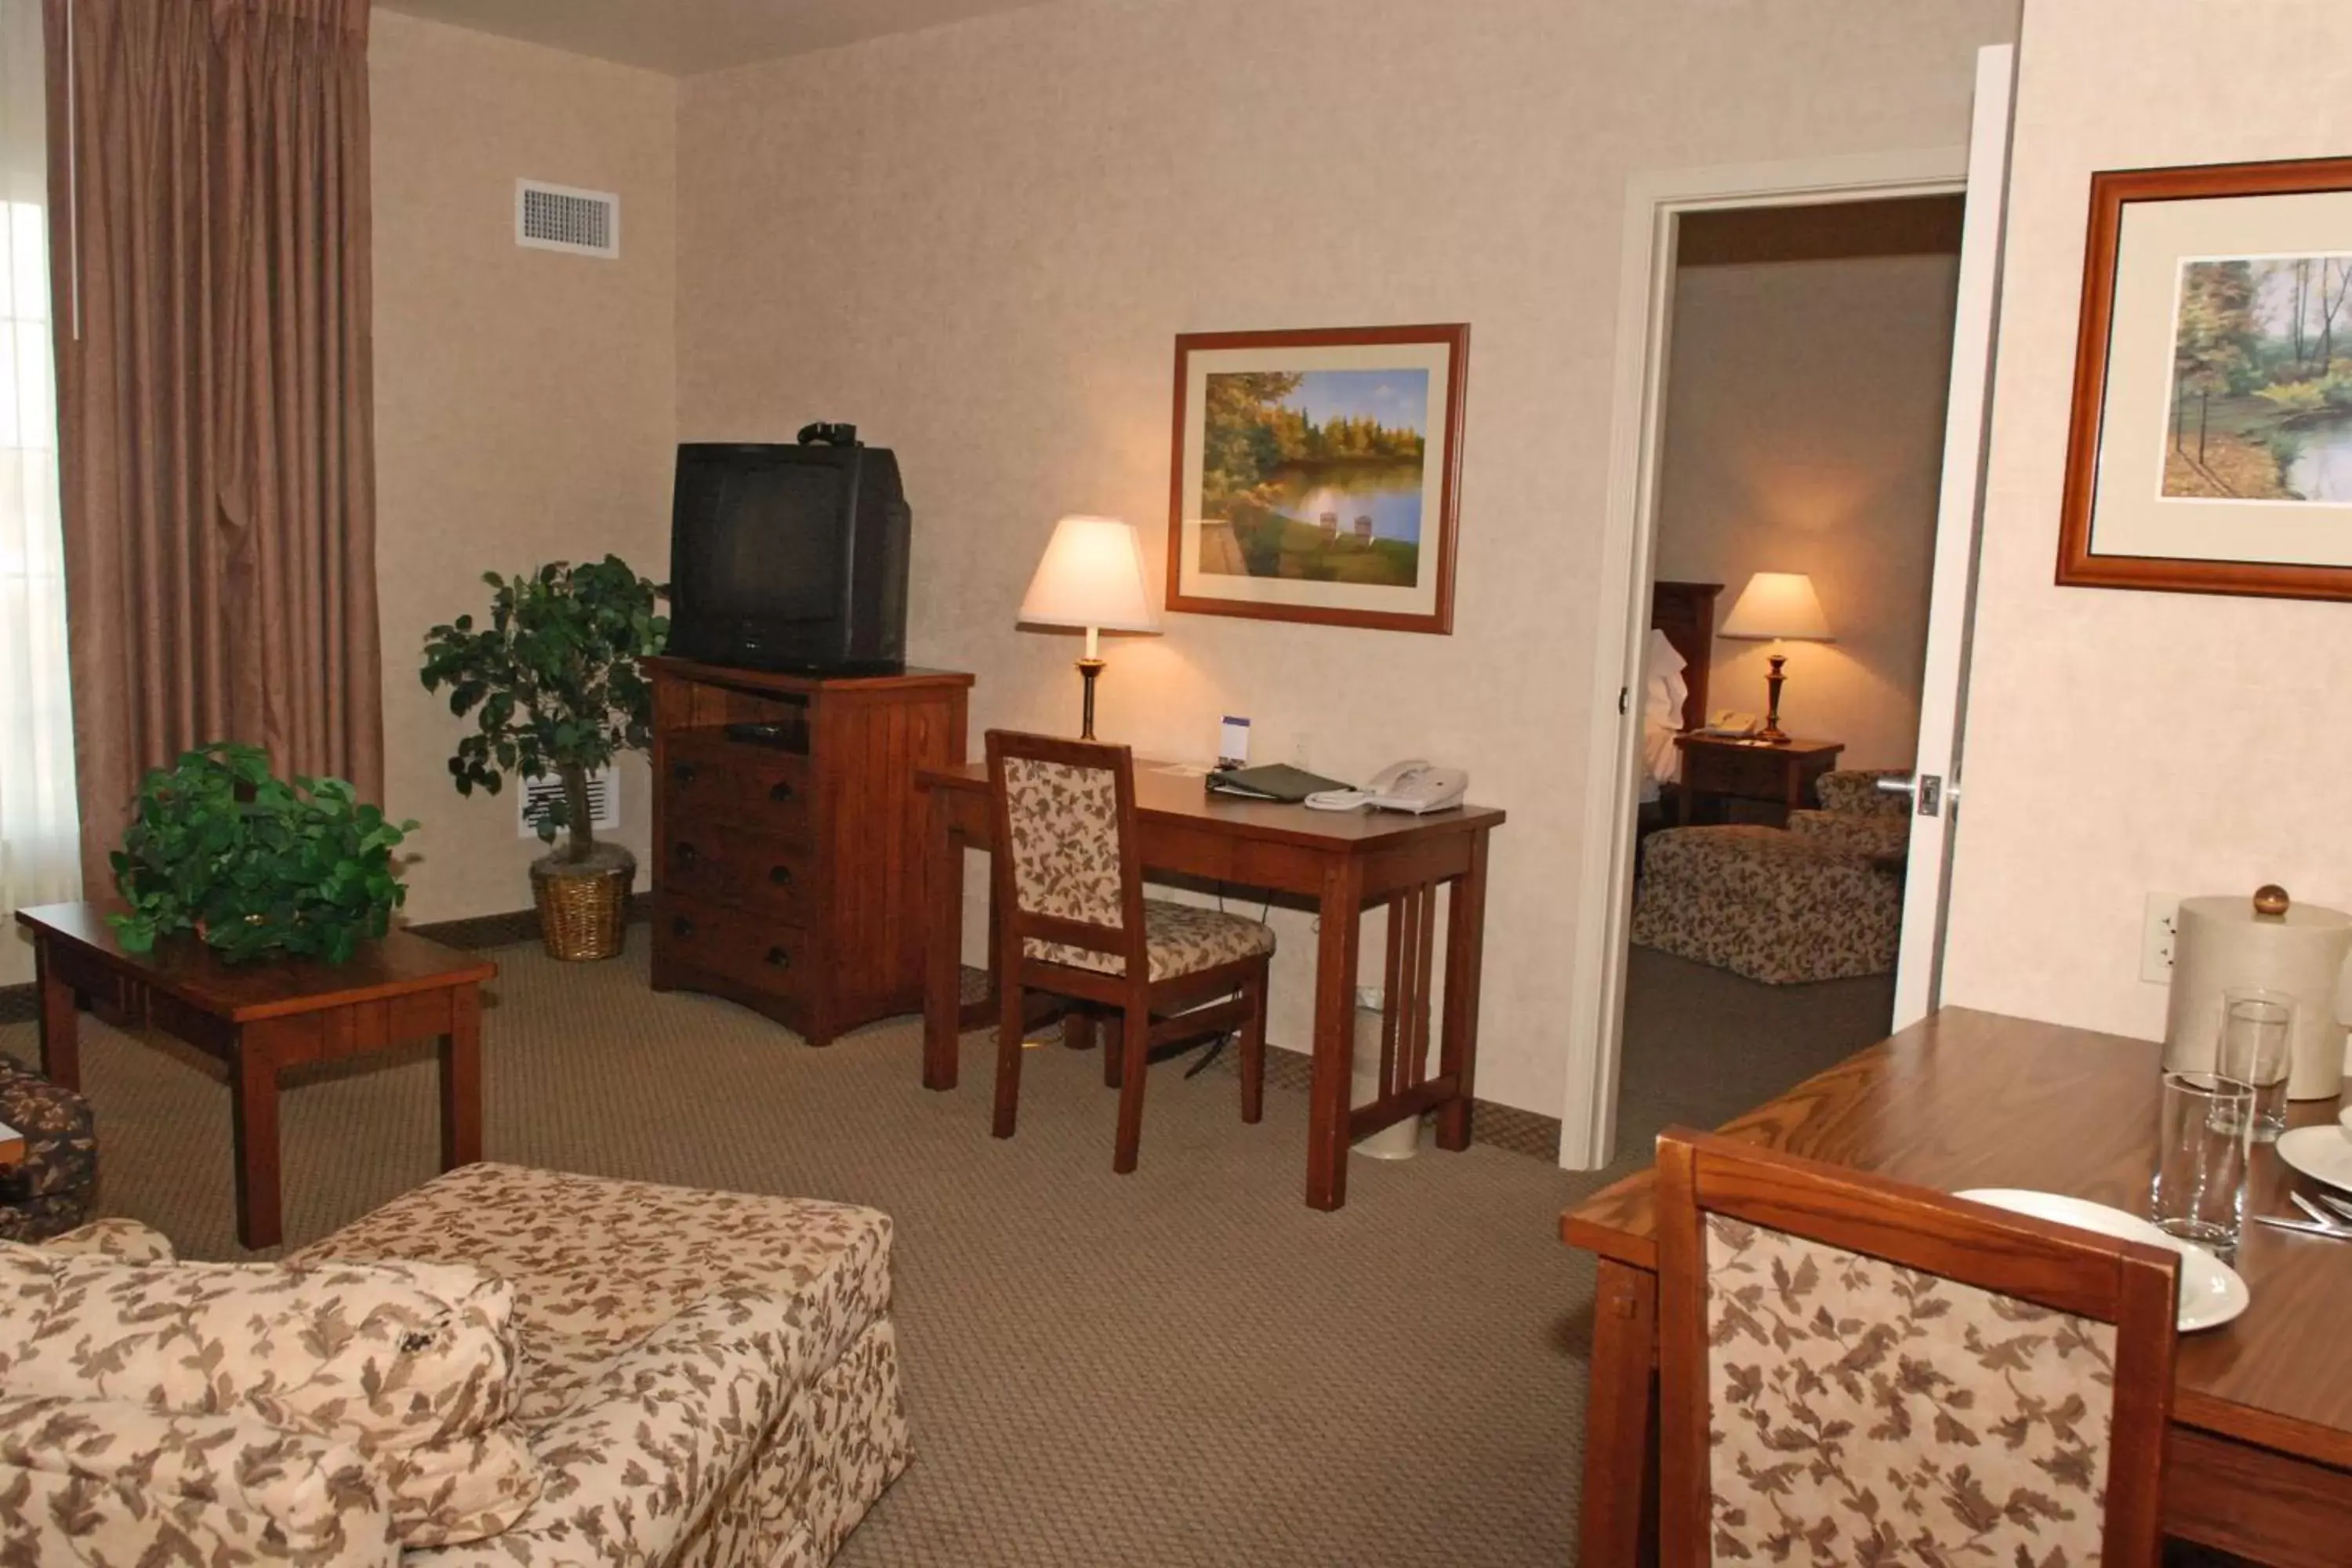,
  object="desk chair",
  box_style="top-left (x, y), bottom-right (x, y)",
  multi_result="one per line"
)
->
top-left (1655, 1127), bottom-right (2178, 1568)
top-left (985, 730), bottom-right (1273, 1174)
